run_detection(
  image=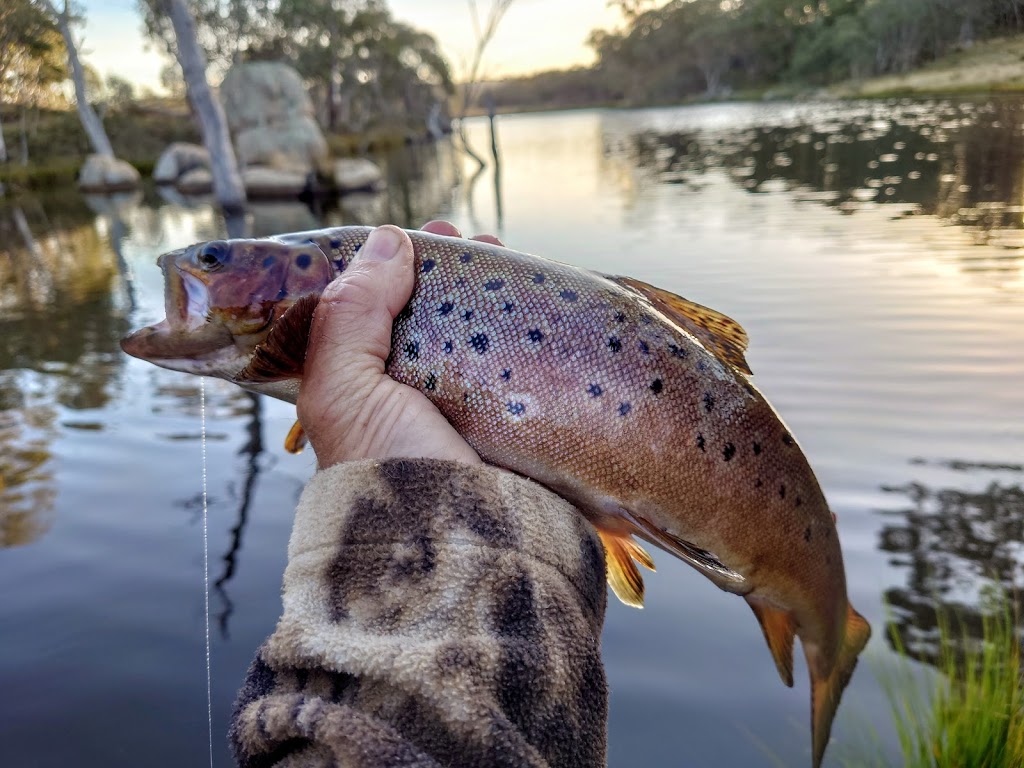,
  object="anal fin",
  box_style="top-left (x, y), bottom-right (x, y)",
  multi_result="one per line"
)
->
top-left (747, 599), bottom-right (796, 687)
top-left (596, 529), bottom-right (654, 609)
